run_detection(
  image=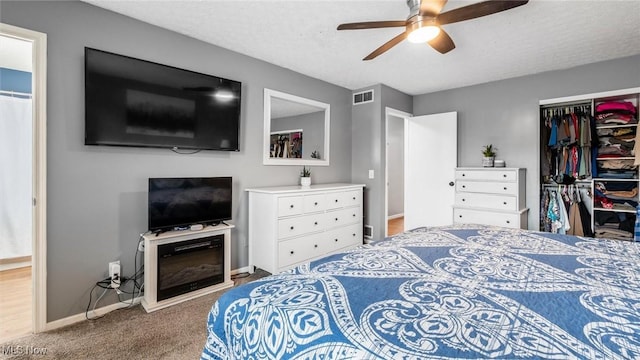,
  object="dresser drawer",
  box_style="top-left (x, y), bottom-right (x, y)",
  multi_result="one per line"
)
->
top-left (453, 208), bottom-right (520, 229)
top-left (455, 169), bottom-right (517, 181)
top-left (456, 181), bottom-right (518, 195)
top-left (278, 213), bottom-right (325, 239)
top-left (325, 206), bottom-right (362, 228)
top-left (278, 196), bottom-right (303, 217)
top-left (278, 233), bottom-right (326, 269)
top-left (455, 192), bottom-right (517, 211)
top-left (326, 190), bottom-right (362, 210)
top-left (324, 223), bottom-right (362, 253)
top-left (303, 194), bottom-right (326, 213)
